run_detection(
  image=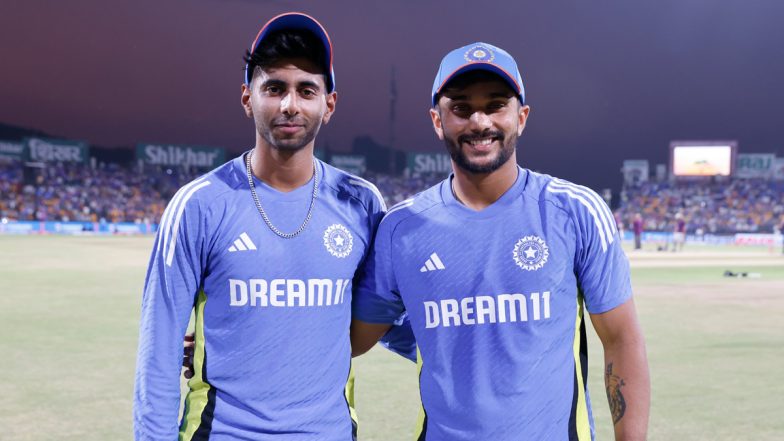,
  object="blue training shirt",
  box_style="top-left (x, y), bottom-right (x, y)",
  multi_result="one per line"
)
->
top-left (134, 153), bottom-right (387, 441)
top-left (353, 167), bottom-right (633, 441)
